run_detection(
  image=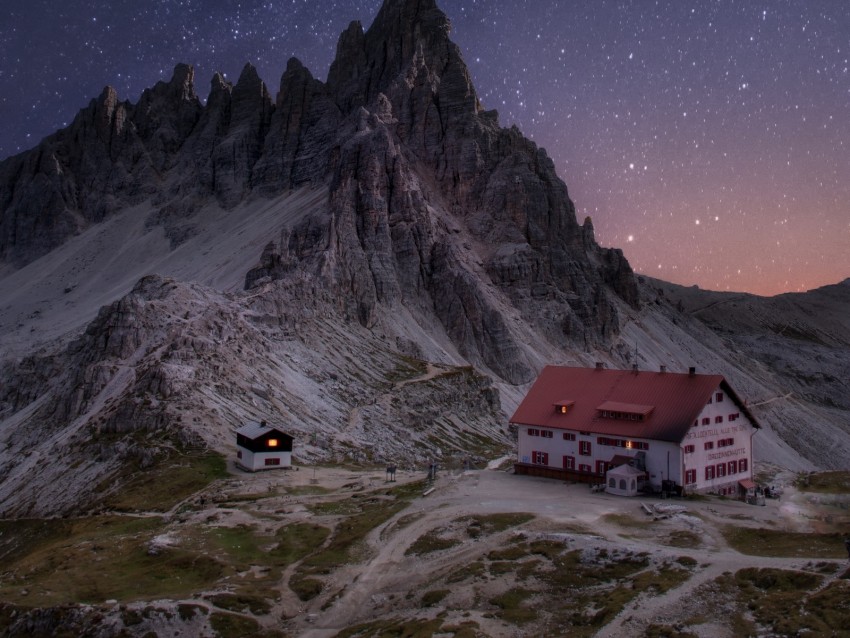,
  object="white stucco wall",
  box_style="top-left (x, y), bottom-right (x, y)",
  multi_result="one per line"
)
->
top-left (236, 446), bottom-right (292, 472)
top-left (680, 385), bottom-right (756, 493)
